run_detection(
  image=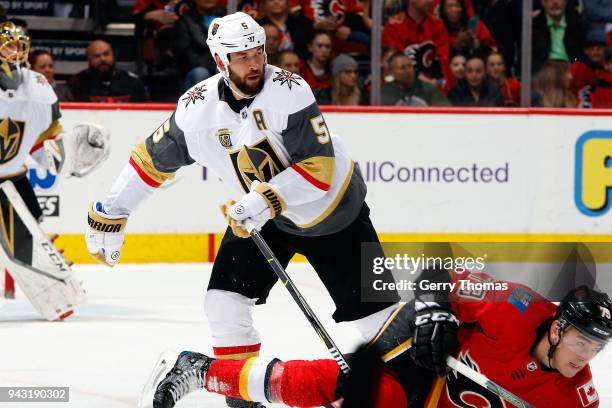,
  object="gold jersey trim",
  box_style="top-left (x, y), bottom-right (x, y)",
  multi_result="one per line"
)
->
top-left (296, 160), bottom-right (354, 229)
top-left (130, 142), bottom-right (176, 185)
top-left (32, 120), bottom-right (63, 148)
top-left (293, 156), bottom-right (335, 189)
